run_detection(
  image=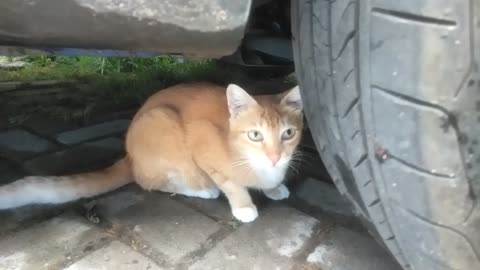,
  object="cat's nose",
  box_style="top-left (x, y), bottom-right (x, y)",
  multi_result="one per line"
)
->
top-left (267, 153), bottom-right (281, 166)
